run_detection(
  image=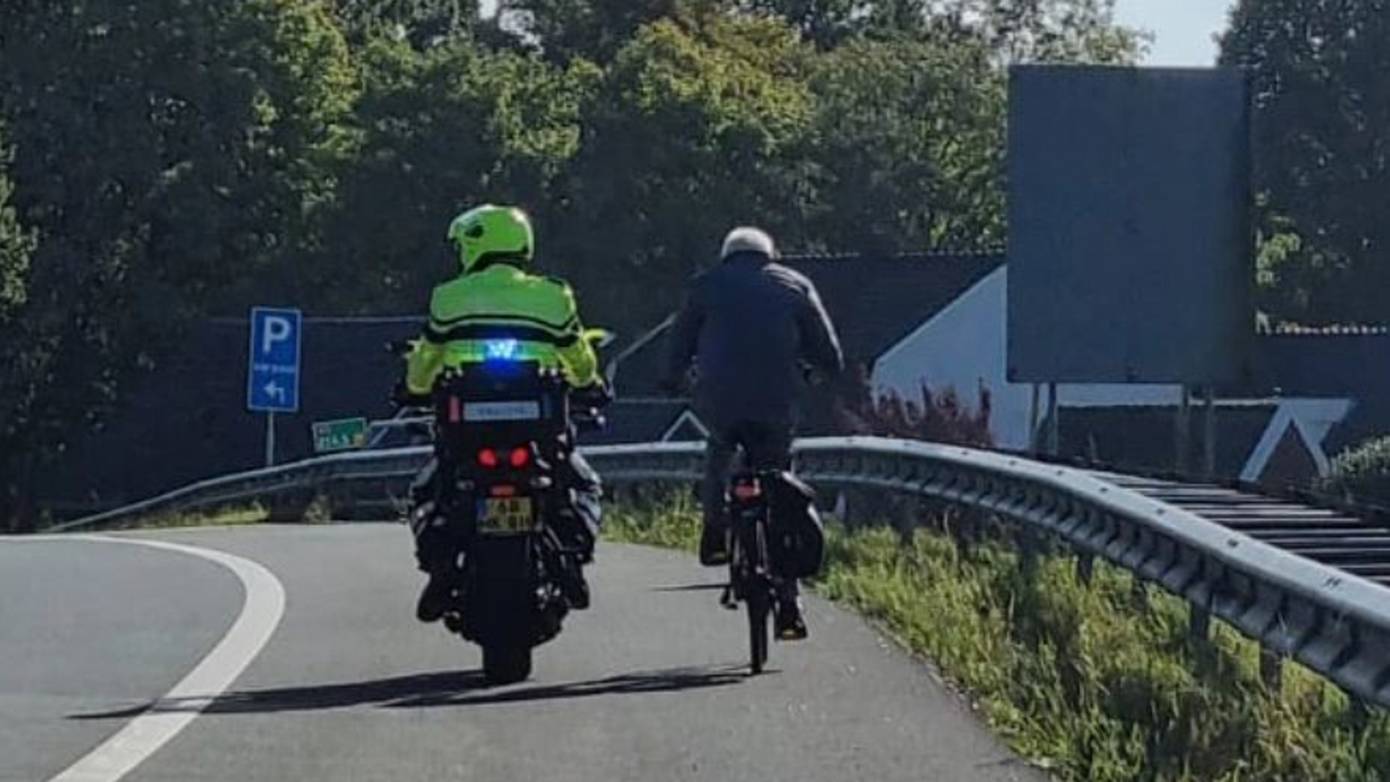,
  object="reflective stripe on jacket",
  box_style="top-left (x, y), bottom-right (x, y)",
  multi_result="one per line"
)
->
top-left (406, 263), bottom-right (599, 394)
